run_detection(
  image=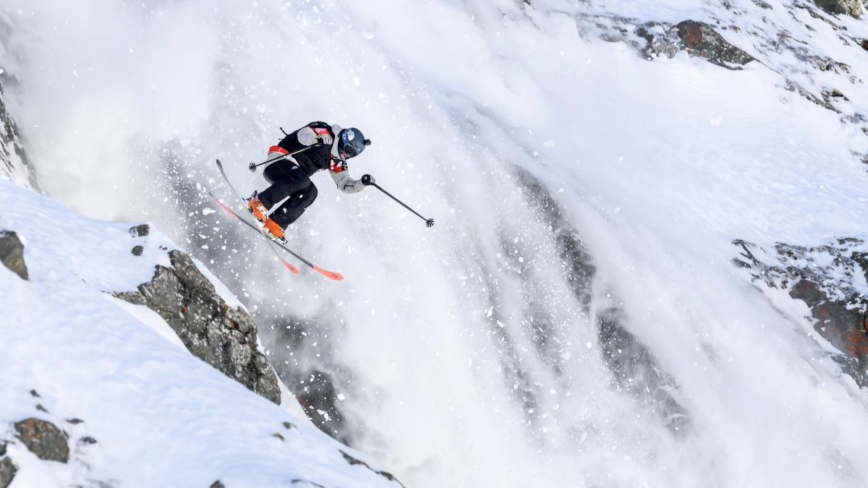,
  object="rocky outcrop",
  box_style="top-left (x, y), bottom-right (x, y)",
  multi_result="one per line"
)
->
top-left (734, 239), bottom-right (868, 386)
top-left (674, 21), bottom-right (755, 69)
top-left (0, 457), bottom-right (14, 488)
top-left (13, 418), bottom-right (70, 463)
top-left (0, 80), bottom-right (38, 190)
top-left (519, 169), bottom-right (691, 434)
top-left (0, 231), bottom-right (27, 280)
top-left (812, 0), bottom-right (863, 18)
top-left (115, 248), bottom-right (281, 404)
